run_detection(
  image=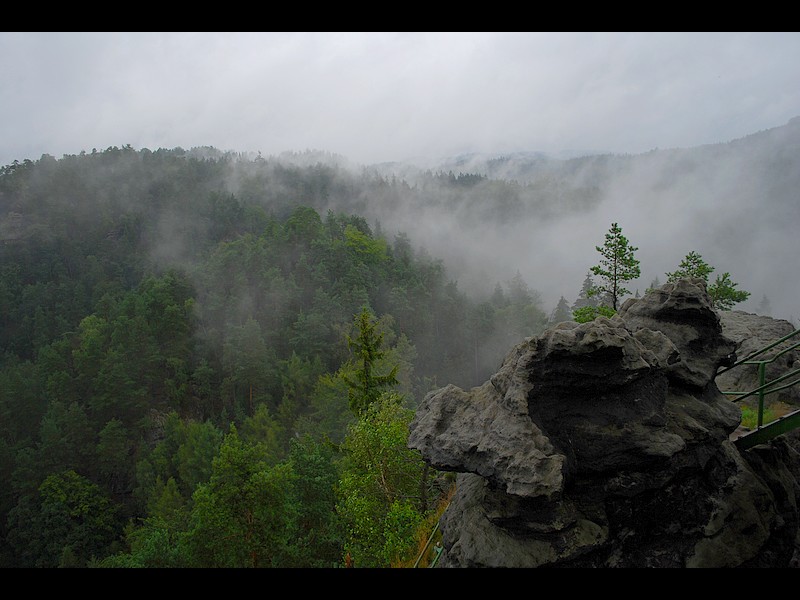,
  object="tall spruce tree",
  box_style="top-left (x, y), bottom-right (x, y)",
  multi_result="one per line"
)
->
top-left (343, 307), bottom-right (399, 416)
top-left (588, 222), bottom-right (640, 311)
top-left (571, 272), bottom-right (598, 311)
top-left (549, 296), bottom-right (573, 324)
